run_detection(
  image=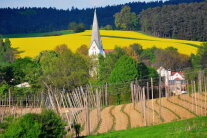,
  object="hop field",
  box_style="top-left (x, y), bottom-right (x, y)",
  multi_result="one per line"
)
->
top-left (10, 30), bottom-right (202, 57)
